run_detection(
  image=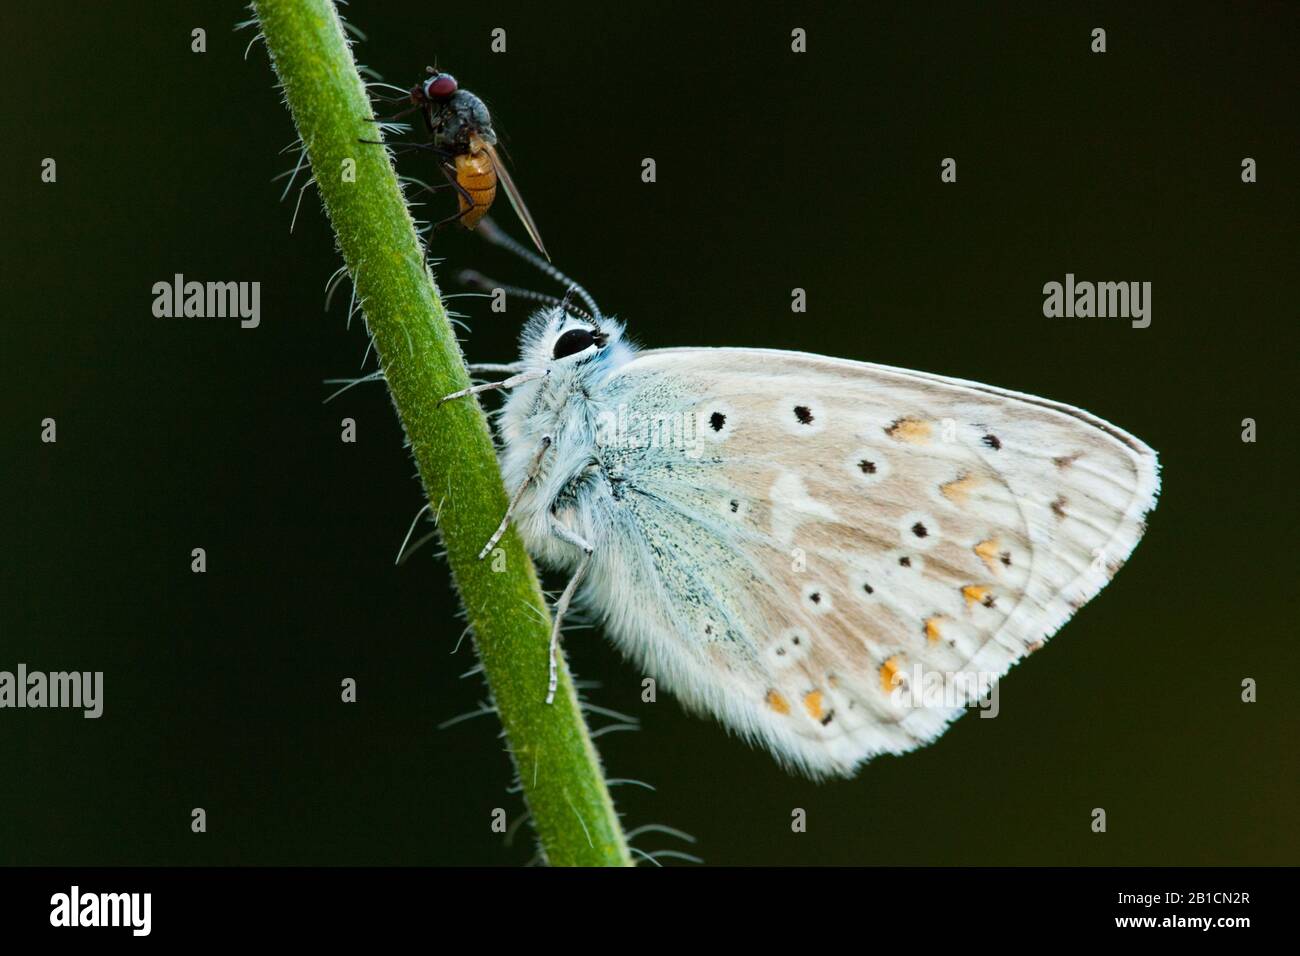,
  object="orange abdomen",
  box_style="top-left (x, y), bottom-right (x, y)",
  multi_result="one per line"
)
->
top-left (455, 149), bottom-right (497, 229)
